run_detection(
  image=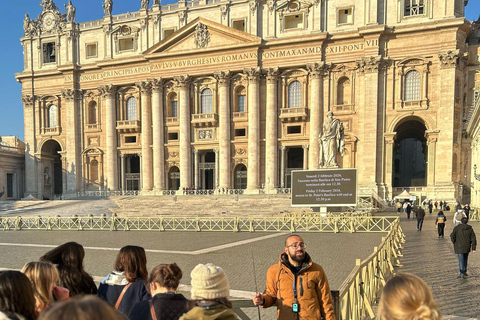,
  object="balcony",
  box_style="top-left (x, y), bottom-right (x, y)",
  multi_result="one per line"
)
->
top-left (116, 120), bottom-right (141, 133)
top-left (41, 126), bottom-right (61, 136)
top-left (279, 107), bottom-right (308, 122)
top-left (166, 117), bottom-right (179, 127)
top-left (191, 113), bottom-right (218, 127)
top-left (332, 104), bottom-right (355, 115)
top-left (397, 99), bottom-right (429, 110)
top-left (233, 111), bottom-right (248, 122)
top-left (85, 123), bottom-right (101, 132)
